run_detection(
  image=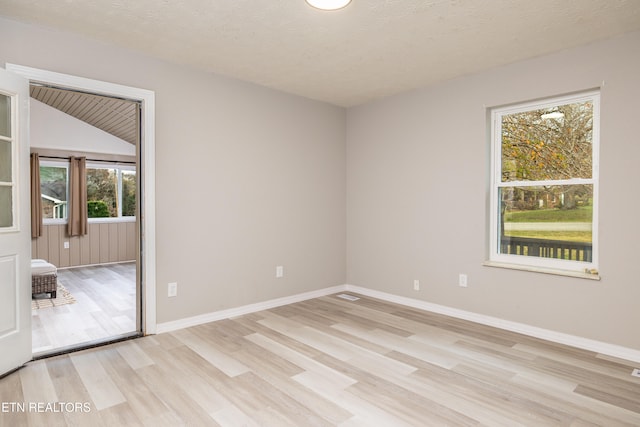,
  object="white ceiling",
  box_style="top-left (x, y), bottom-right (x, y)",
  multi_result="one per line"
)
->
top-left (1, 0), bottom-right (639, 107)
